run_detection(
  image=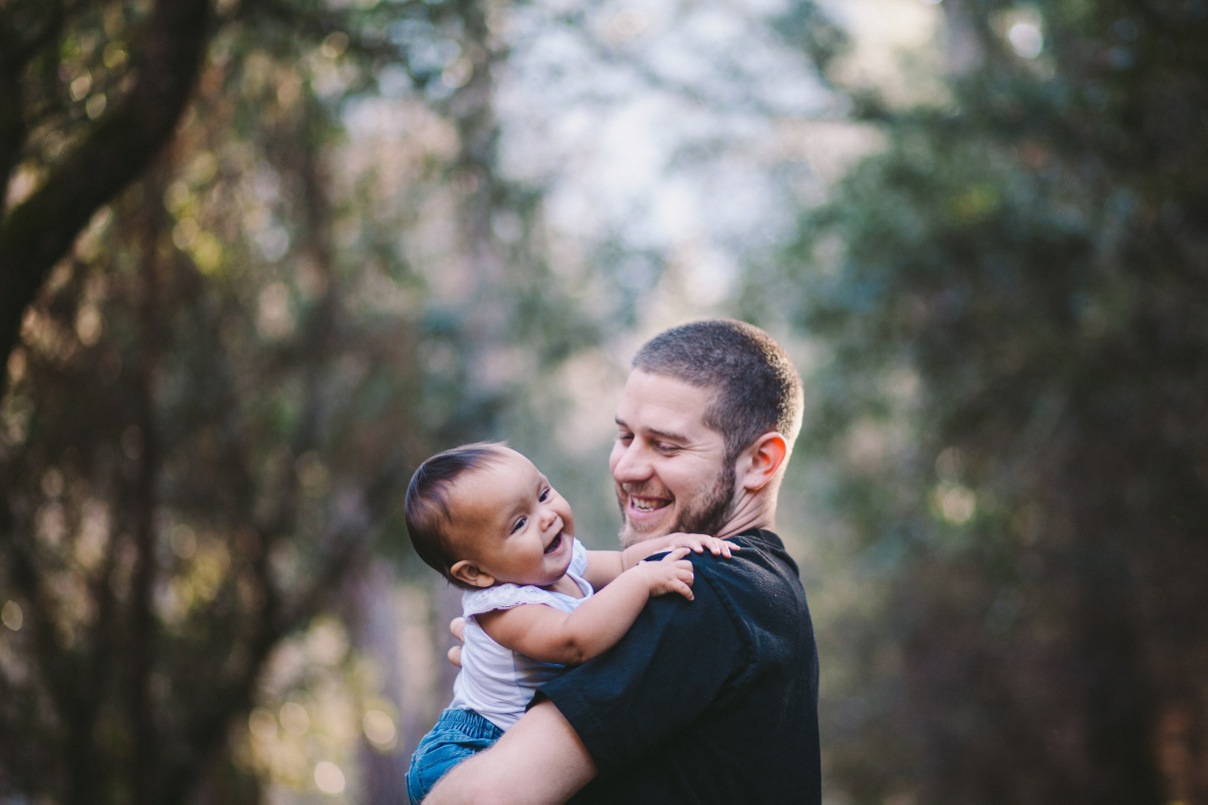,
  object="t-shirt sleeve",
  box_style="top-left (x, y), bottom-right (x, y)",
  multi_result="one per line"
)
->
top-left (536, 557), bottom-right (749, 775)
